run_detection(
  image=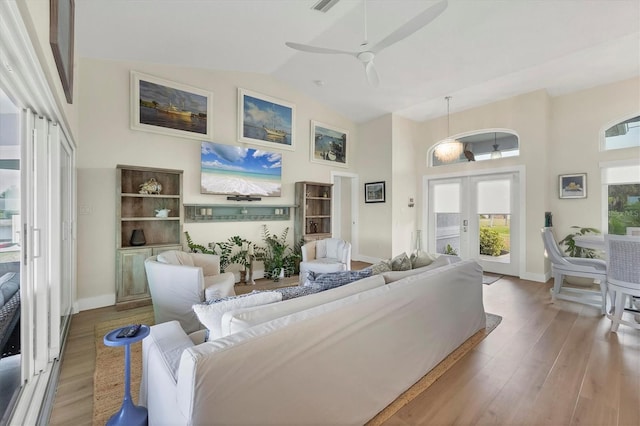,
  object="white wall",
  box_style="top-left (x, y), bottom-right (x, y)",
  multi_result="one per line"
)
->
top-left (76, 58), bottom-right (359, 308)
top-left (356, 115), bottom-right (393, 260)
top-left (391, 115), bottom-right (418, 255)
